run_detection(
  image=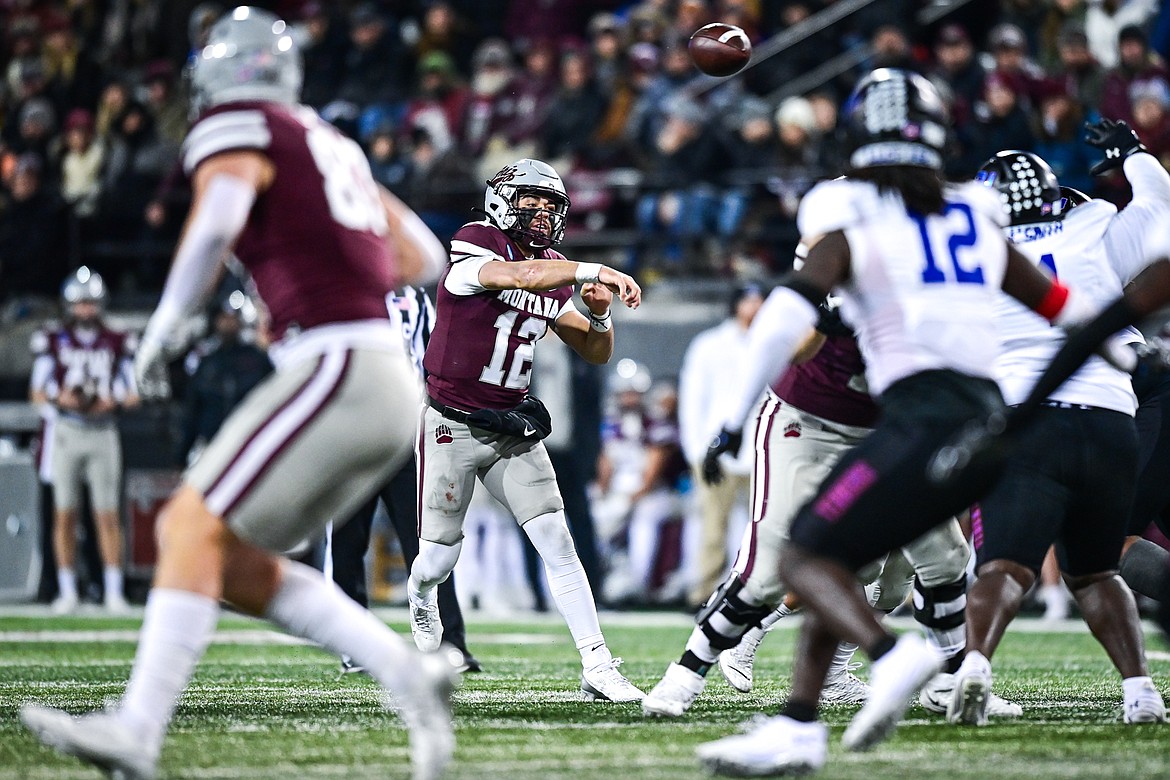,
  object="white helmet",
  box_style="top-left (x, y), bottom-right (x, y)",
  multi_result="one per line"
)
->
top-left (190, 6), bottom-right (302, 114)
top-left (61, 266), bottom-right (106, 306)
top-left (483, 158), bottom-right (571, 248)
